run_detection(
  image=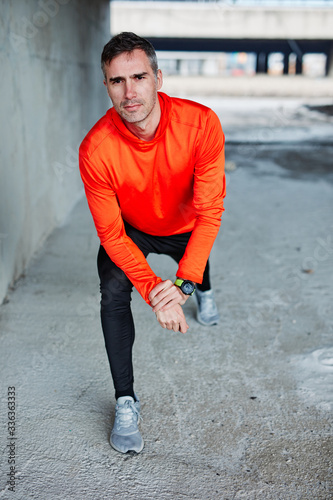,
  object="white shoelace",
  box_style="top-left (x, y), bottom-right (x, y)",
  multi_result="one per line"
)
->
top-left (116, 401), bottom-right (141, 430)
